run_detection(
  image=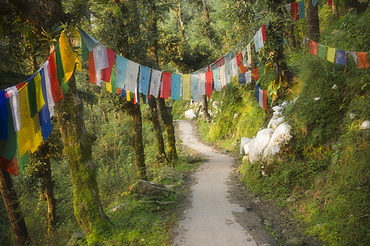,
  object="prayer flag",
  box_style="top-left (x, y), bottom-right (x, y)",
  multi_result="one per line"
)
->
top-left (318, 43), bottom-right (327, 59)
top-left (252, 68), bottom-right (259, 81)
top-left (88, 51), bottom-right (98, 84)
top-left (357, 52), bottom-right (369, 68)
top-left (106, 66), bottom-right (116, 93)
top-left (327, 47), bottom-right (336, 63)
top-left (190, 74), bottom-right (201, 101)
top-left (246, 42), bottom-right (252, 66)
top-left (205, 71), bottom-right (213, 96)
top-left (309, 41), bottom-right (319, 55)
top-left (246, 71), bottom-right (252, 84)
top-left (115, 55), bottom-right (129, 89)
top-left (298, 1), bottom-right (305, 19)
top-left (125, 60), bottom-right (140, 92)
top-left (0, 101), bottom-right (18, 175)
top-left (238, 73), bottom-right (246, 84)
top-left (139, 65), bottom-right (151, 96)
top-left (78, 27), bottom-right (99, 52)
top-left (312, 0), bottom-right (318, 7)
top-left (231, 57), bottom-right (238, 79)
top-left (6, 87), bottom-right (21, 132)
top-left (59, 32), bottom-right (78, 83)
top-left (335, 50), bottom-right (347, 65)
top-left (27, 73), bottom-right (45, 118)
top-left (347, 52), bottom-right (358, 65)
top-left (47, 51), bottom-right (64, 103)
top-left (160, 72), bottom-right (172, 99)
top-left (182, 74), bottom-right (191, 100)
top-left (328, 0), bottom-right (333, 6)
top-left (261, 24), bottom-right (267, 42)
top-left (41, 62), bottom-right (55, 117)
top-left (171, 73), bottom-right (181, 100)
top-left (55, 43), bottom-right (68, 93)
top-left (150, 69), bottom-right (162, 98)
top-left (39, 70), bottom-right (53, 140)
top-left (0, 91), bottom-right (8, 141)
top-left (219, 64), bottom-right (227, 88)
top-left (213, 68), bottom-right (221, 91)
top-left (199, 73), bottom-right (206, 96)
top-left (17, 84), bottom-right (43, 157)
top-left (101, 48), bottom-right (116, 82)
top-left (236, 52), bottom-right (243, 66)
top-left (291, 2), bottom-right (299, 20)
top-left (225, 61), bottom-right (232, 85)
